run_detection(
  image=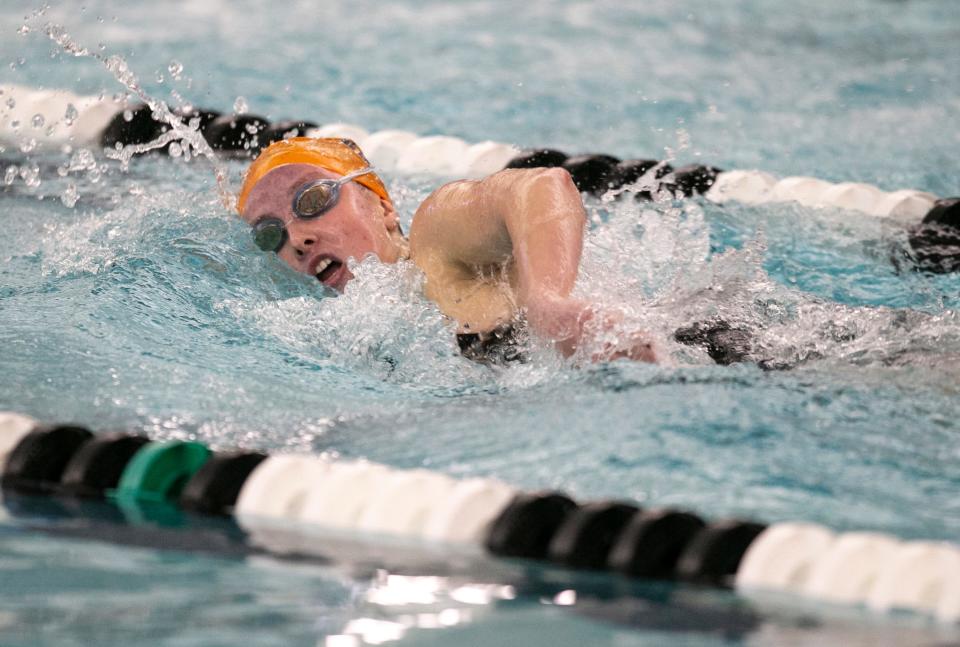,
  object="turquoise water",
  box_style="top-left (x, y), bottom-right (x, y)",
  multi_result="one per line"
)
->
top-left (1, 0), bottom-right (960, 645)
